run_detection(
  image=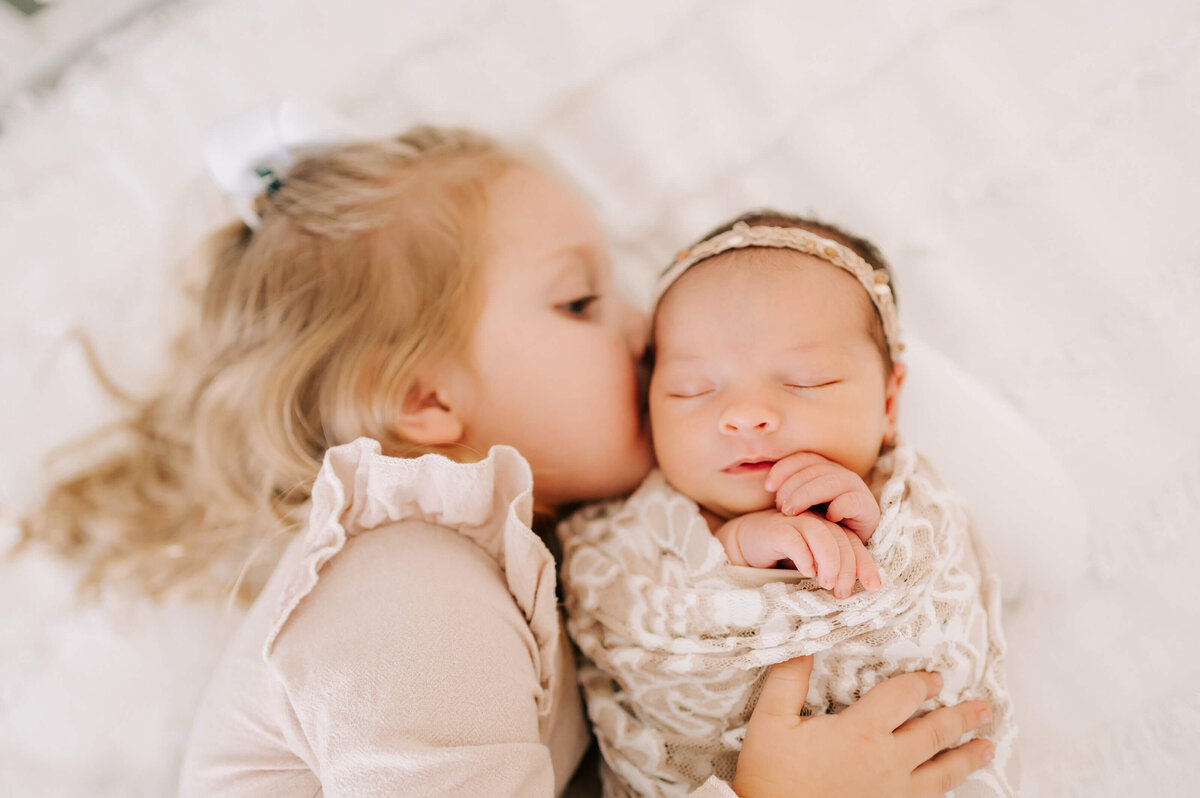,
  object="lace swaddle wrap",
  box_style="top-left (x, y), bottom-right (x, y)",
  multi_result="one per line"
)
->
top-left (559, 442), bottom-right (1018, 797)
